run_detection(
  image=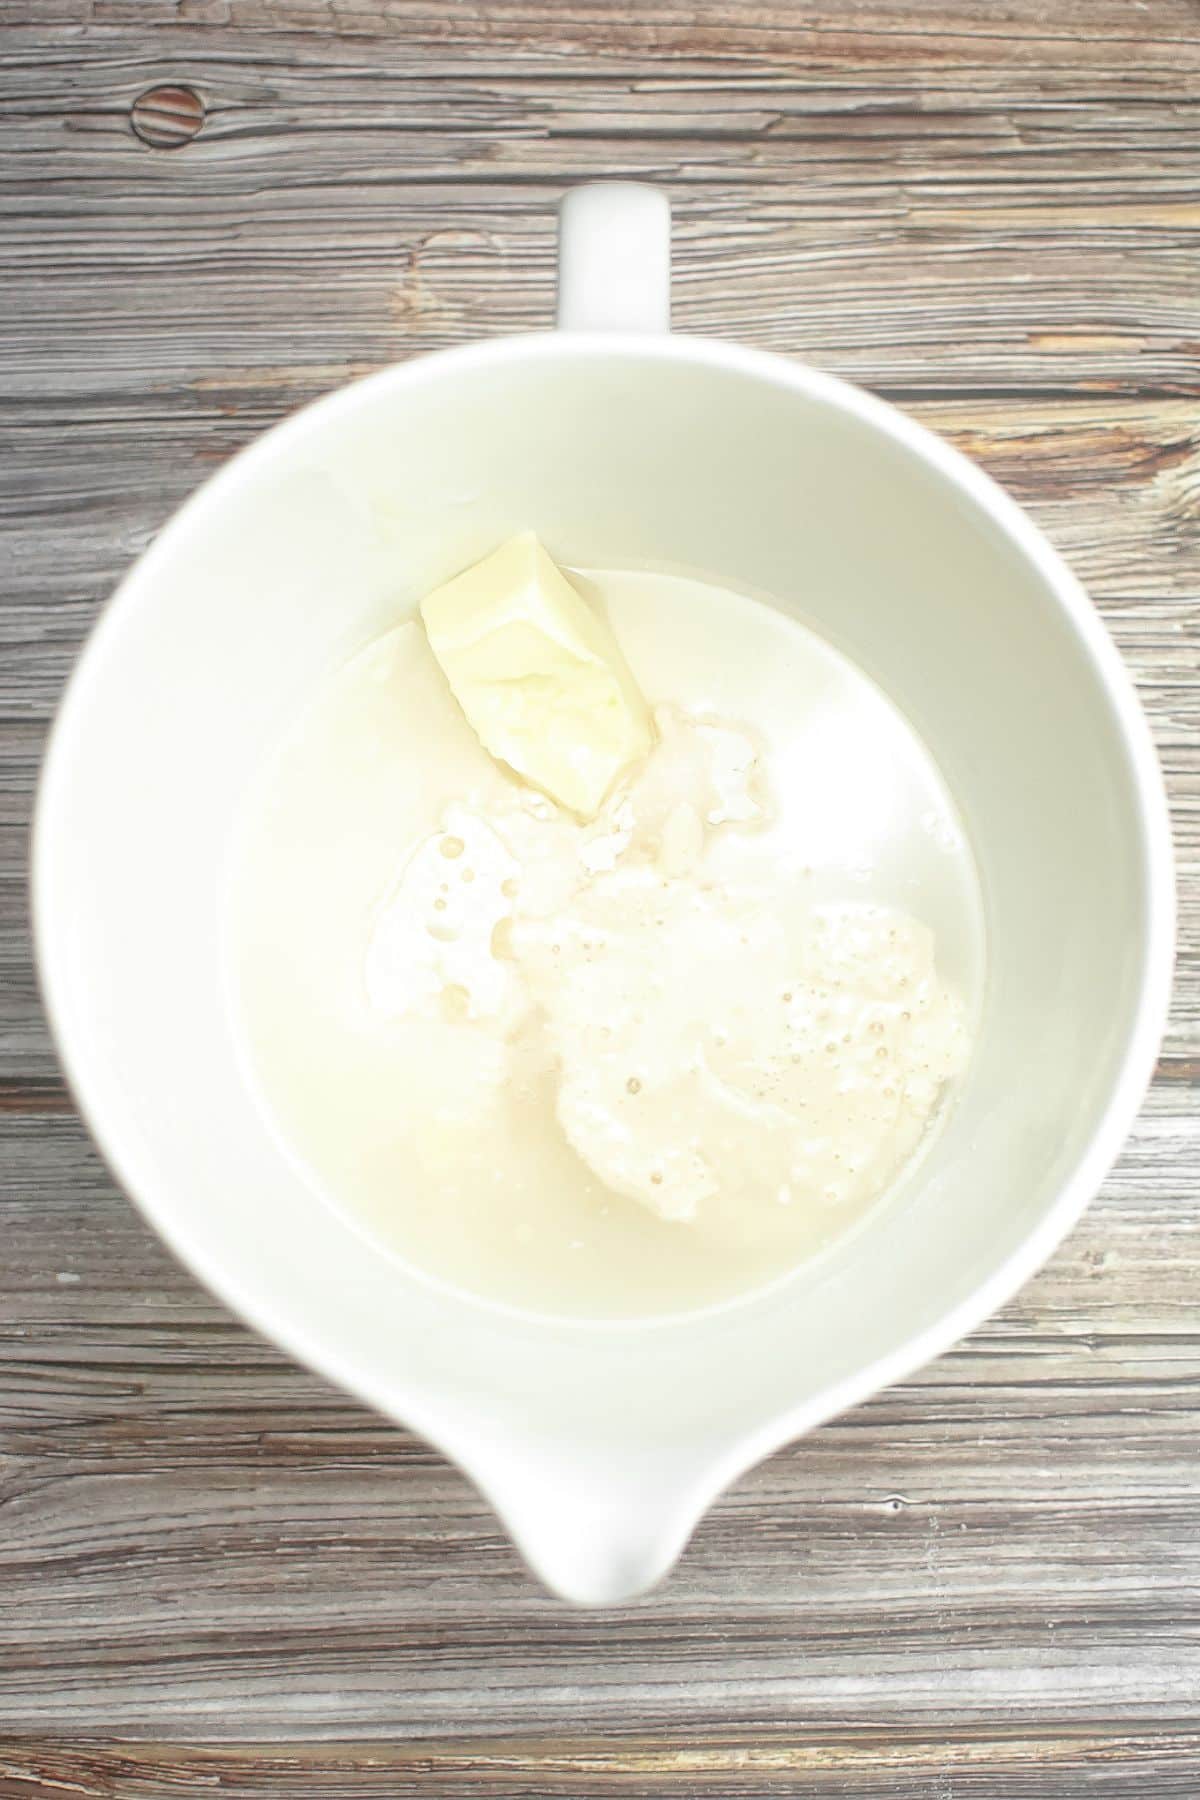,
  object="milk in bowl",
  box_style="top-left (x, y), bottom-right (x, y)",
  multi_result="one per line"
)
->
top-left (228, 534), bottom-right (985, 1319)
